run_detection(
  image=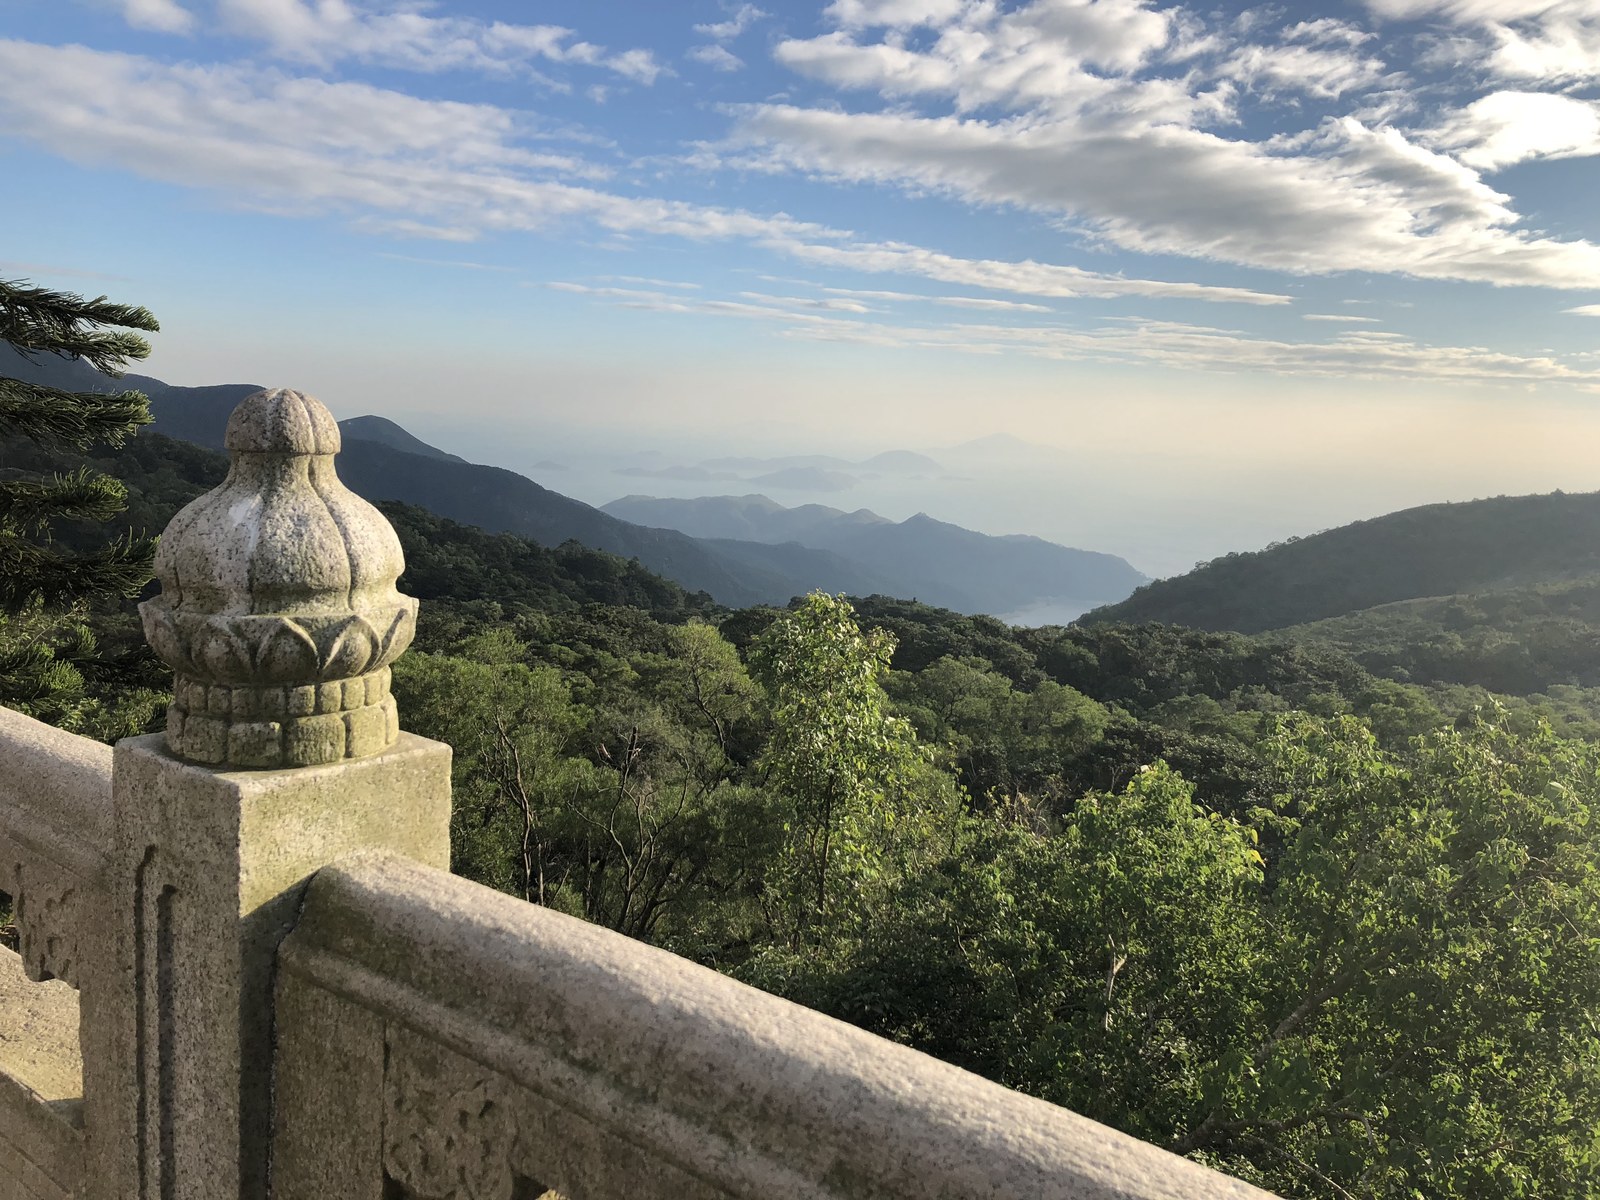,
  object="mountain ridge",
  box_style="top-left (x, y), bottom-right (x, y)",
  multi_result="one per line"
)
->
top-left (2, 347), bottom-right (1146, 616)
top-left (601, 493), bottom-right (1147, 617)
top-left (1082, 490), bottom-right (1600, 633)
top-left (0, 346), bottom-right (879, 607)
